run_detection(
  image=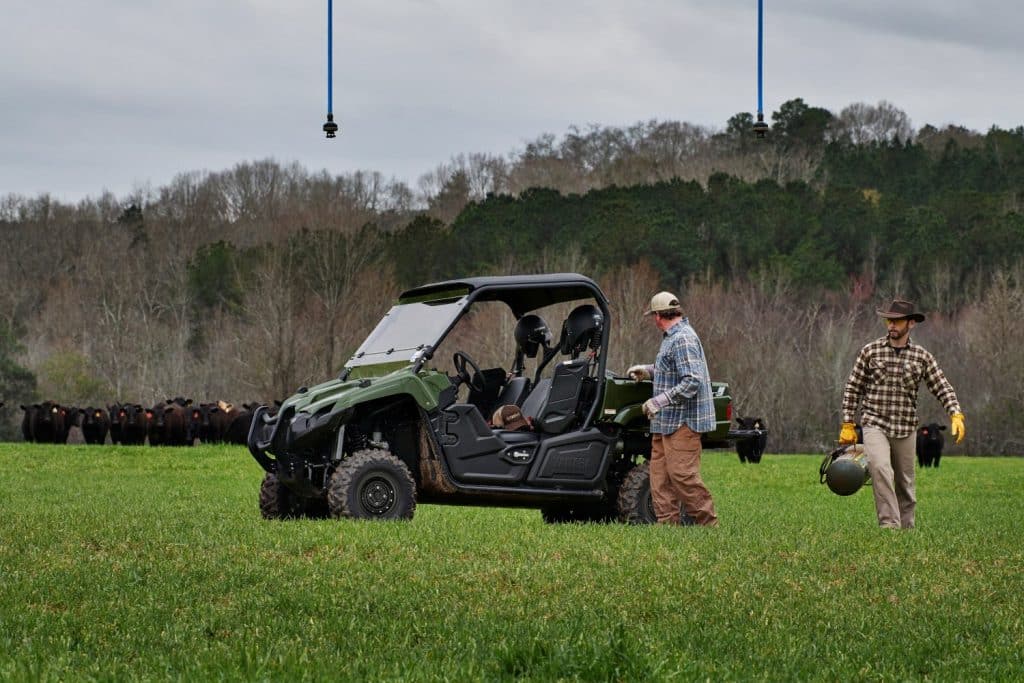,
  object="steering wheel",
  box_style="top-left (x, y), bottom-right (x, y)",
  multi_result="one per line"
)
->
top-left (452, 351), bottom-right (486, 394)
